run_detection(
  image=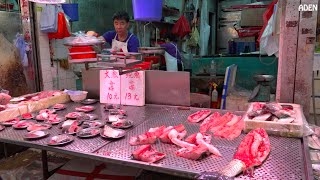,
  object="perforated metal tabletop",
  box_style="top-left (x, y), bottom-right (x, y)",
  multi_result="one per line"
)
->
top-left (0, 104), bottom-right (313, 179)
top-left (94, 105), bottom-right (313, 179)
